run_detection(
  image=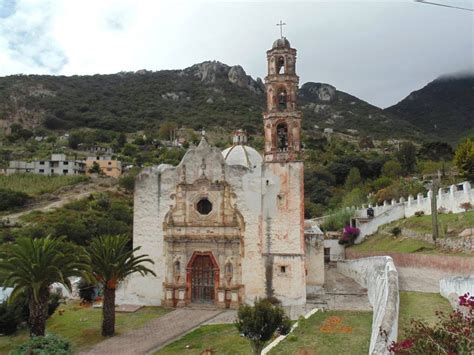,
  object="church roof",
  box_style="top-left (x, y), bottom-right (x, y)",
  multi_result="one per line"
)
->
top-left (222, 144), bottom-right (262, 169)
top-left (272, 37), bottom-right (291, 49)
